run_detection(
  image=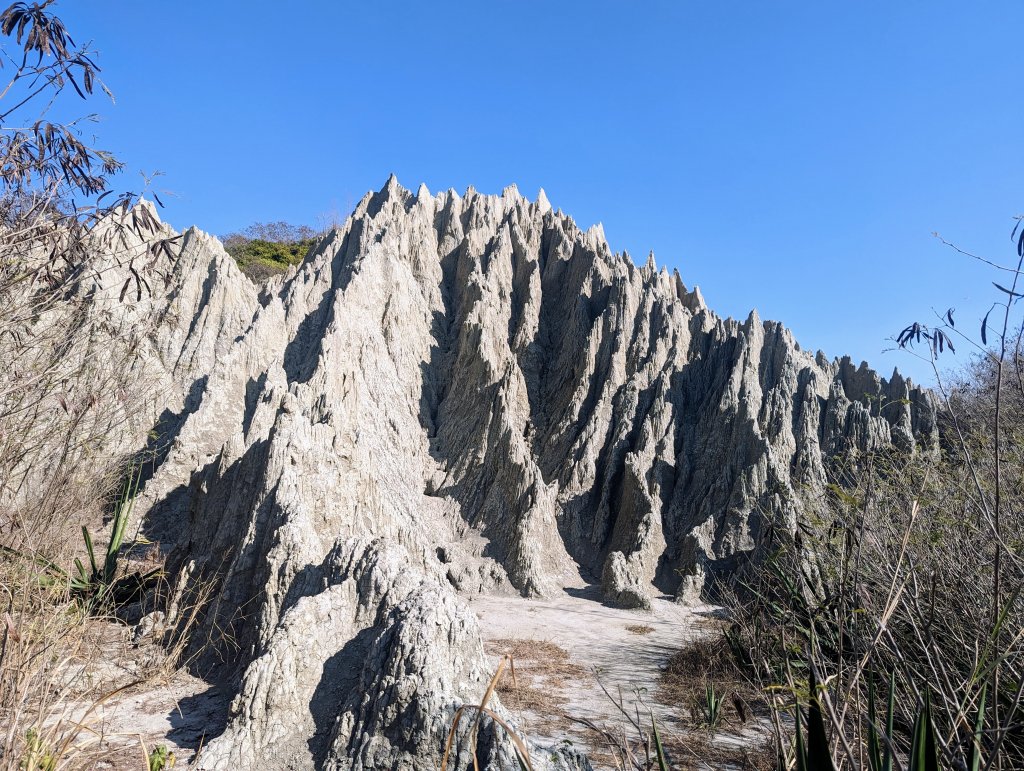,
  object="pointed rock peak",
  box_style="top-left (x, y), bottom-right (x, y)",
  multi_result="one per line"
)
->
top-left (352, 190), bottom-right (376, 216)
top-left (745, 308), bottom-right (761, 328)
top-left (672, 268), bottom-right (688, 293)
top-left (501, 183), bottom-right (520, 199)
top-left (416, 182), bottom-right (431, 200)
top-left (536, 188), bottom-right (551, 214)
top-left (136, 195), bottom-right (160, 216)
top-left (690, 285), bottom-right (706, 310)
top-left (585, 222), bottom-right (606, 249)
top-left (368, 174), bottom-right (410, 216)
